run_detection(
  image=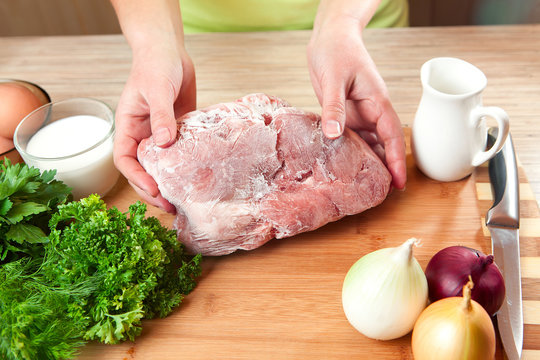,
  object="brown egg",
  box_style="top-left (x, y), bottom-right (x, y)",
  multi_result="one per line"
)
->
top-left (0, 135), bottom-right (14, 154)
top-left (0, 135), bottom-right (22, 163)
top-left (0, 81), bottom-right (49, 139)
